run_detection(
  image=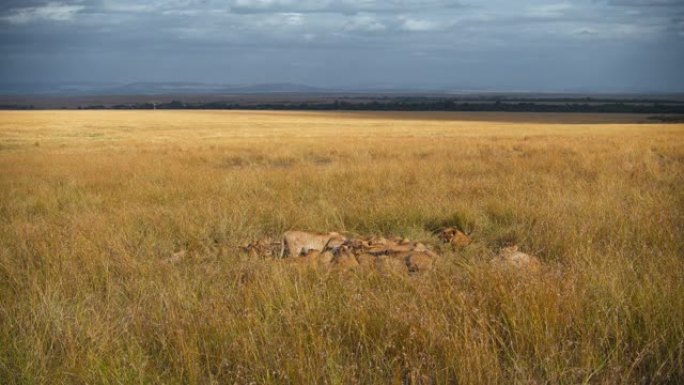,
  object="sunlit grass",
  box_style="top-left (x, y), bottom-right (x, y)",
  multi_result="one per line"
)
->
top-left (1, 110), bottom-right (683, 384)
